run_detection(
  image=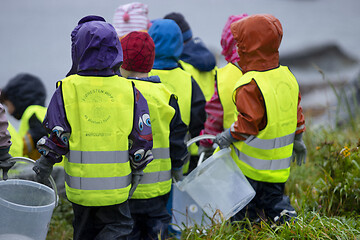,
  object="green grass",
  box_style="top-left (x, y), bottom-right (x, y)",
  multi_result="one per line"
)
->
top-left (47, 119), bottom-right (360, 239)
top-left (46, 197), bottom-right (73, 240)
top-left (179, 212), bottom-right (360, 240)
